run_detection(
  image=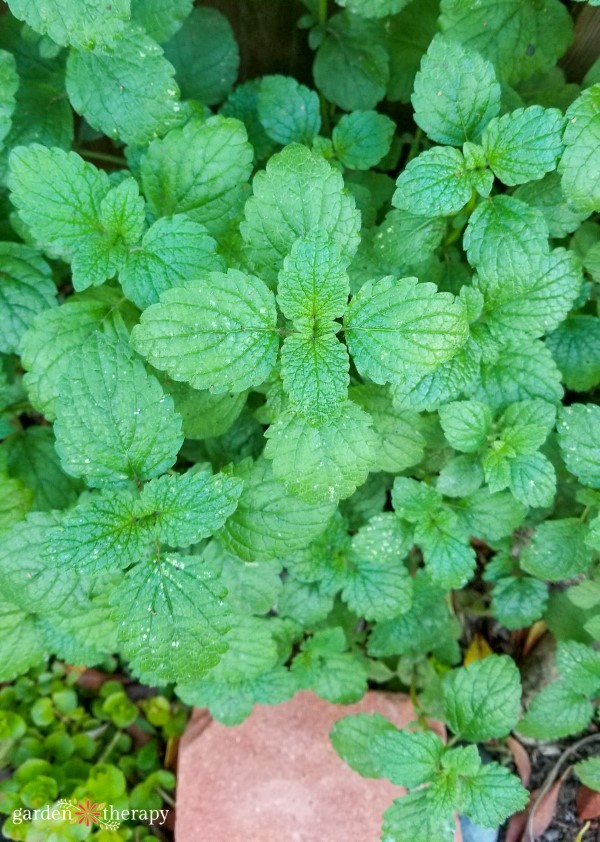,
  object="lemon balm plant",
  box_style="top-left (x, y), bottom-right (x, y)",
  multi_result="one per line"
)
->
top-left (1, 0), bottom-right (600, 838)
